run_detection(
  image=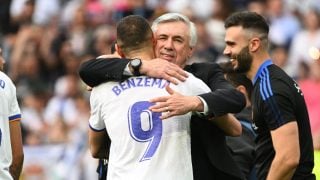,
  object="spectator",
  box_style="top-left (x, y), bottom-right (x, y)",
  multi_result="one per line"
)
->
top-left (287, 8), bottom-right (320, 78)
top-left (299, 60), bottom-right (320, 150)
